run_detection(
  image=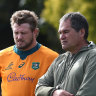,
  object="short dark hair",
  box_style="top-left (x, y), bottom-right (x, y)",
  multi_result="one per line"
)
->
top-left (10, 10), bottom-right (38, 31)
top-left (60, 12), bottom-right (89, 40)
